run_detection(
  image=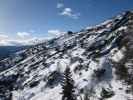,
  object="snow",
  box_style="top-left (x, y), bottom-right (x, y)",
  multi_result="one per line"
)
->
top-left (86, 26), bottom-right (94, 30)
top-left (71, 48), bottom-right (85, 57)
top-left (109, 80), bottom-right (133, 100)
top-left (118, 26), bottom-right (127, 31)
top-left (31, 85), bottom-right (62, 100)
top-left (111, 47), bottom-right (126, 62)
